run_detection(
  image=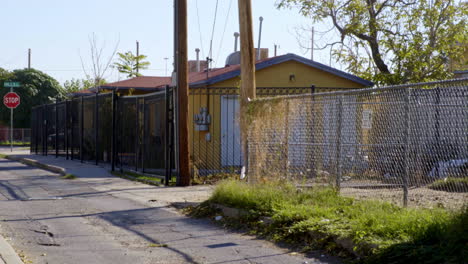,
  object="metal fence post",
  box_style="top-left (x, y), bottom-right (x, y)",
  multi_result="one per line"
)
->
top-left (95, 92), bottom-right (99, 165)
top-left (119, 98), bottom-right (123, 173)
top-left (111, 91), bottom-right (116, 171)
top-left (402, 88), bottom-right (411, 207)
top-left (70, 113), bottom-right (74, 160)
top-left (80, 96), bottom-right (84, 163)
top-left (165, 85), bottom-right (173, 185)
top-left (284, 100), bottom-right (290, 179)
top-left (335, 95), bottom-right (343, 191)
top-left (310, 85), bottom-right (316, 178)
top-left (435, 87), bottom-right (440, 178)
top-left (65, 100), bottom-right (69, 160)
top-left (44, 105), bottom-right (48, 156)
top-left (35, 109), bottom-right (39, 154)
top-left (55, 99), bottom-right (59, 158)
top-left (142, 98), bottom-right (146, 173)
top-left (135, 97), bottom-right (139, 172)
